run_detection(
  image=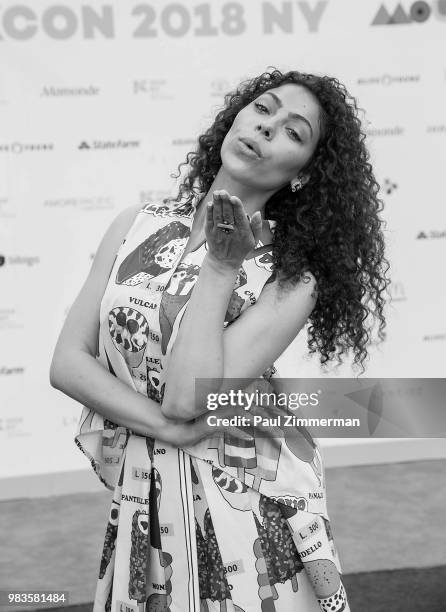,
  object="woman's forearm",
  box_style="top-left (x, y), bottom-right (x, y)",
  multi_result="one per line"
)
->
top-left (161, 253), bottom-right (239, 419)
top-left (50, 349), bottom-right (179, 442)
